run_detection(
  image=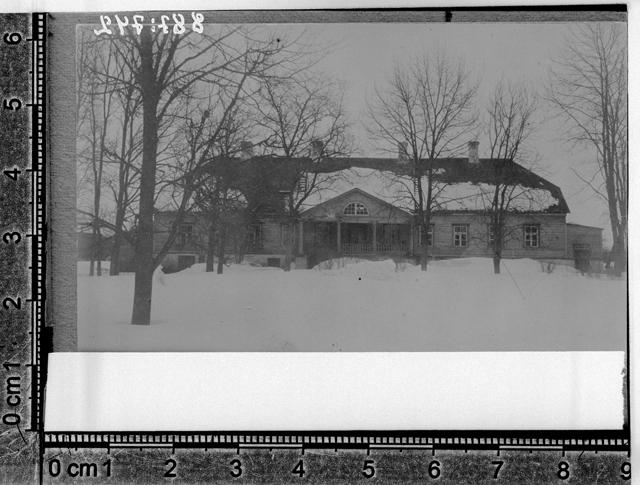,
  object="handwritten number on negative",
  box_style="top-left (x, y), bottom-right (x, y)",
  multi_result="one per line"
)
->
top-left (114, 15), bottom-right (130, 36)
top-left (131, 15), bottom-right (144, 35)
top-left (94, 16), bottom-right (113, 36)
